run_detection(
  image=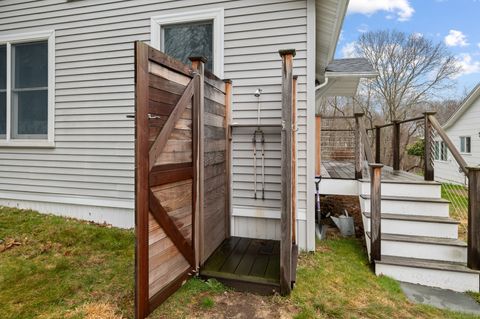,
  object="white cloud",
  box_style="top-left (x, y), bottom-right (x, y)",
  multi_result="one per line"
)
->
top-left (412, 32), bottom-right (423, 39)
top-left (444, 30), bottom-right (469, 47)
top-left (478, 43), bottom-right (480, 48)
top-left (341, 42), bottom-right (359, 58)
top-left (454, 53), bottom-right (480, 77)
top-left (357, 23), bottom-right (369, 33)
top-left (347, 0), bottom-right (415, 21)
